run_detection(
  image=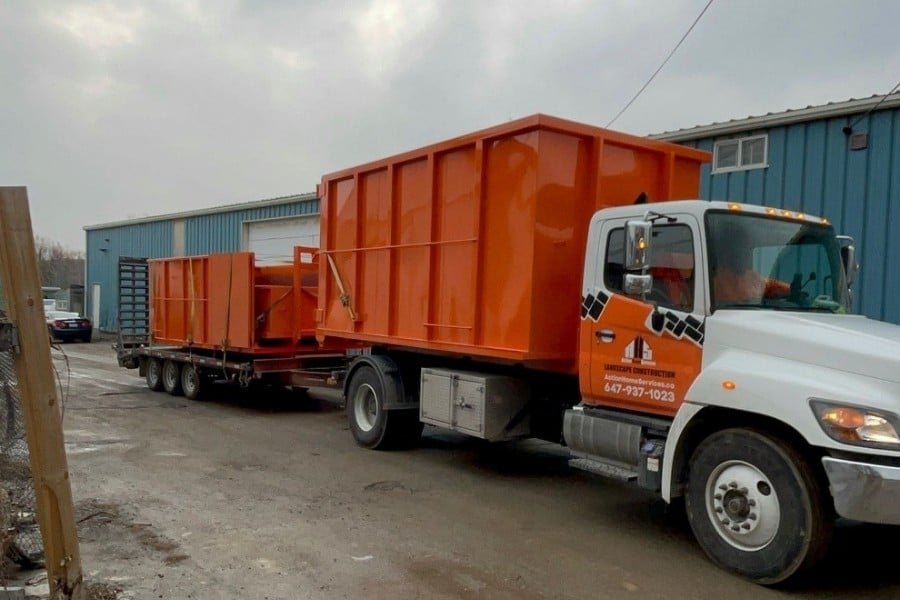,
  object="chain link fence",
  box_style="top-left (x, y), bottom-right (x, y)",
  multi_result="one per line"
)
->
top-left (0, 313), bottom-right (44, 572)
